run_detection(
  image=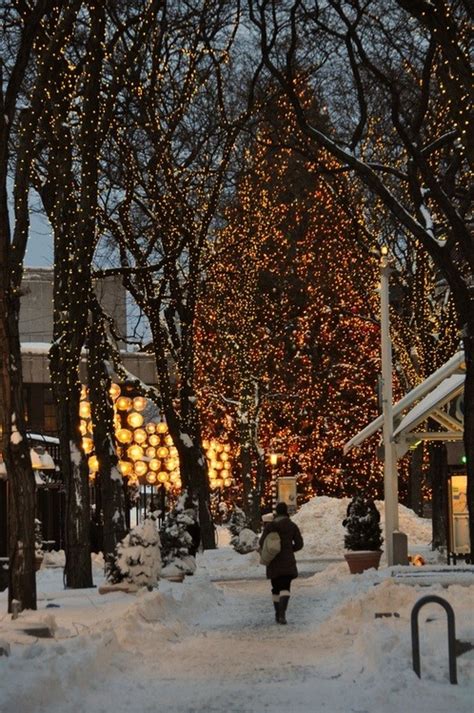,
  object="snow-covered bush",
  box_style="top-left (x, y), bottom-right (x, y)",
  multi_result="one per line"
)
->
top-left (160, 495), bottom-right (199, 576)
top-left (107, 518), bottom-right (161, 588)
top-left (342, 496), bottom-right (383, 551)
top-left (228, 507), bottom-right (258, 554)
